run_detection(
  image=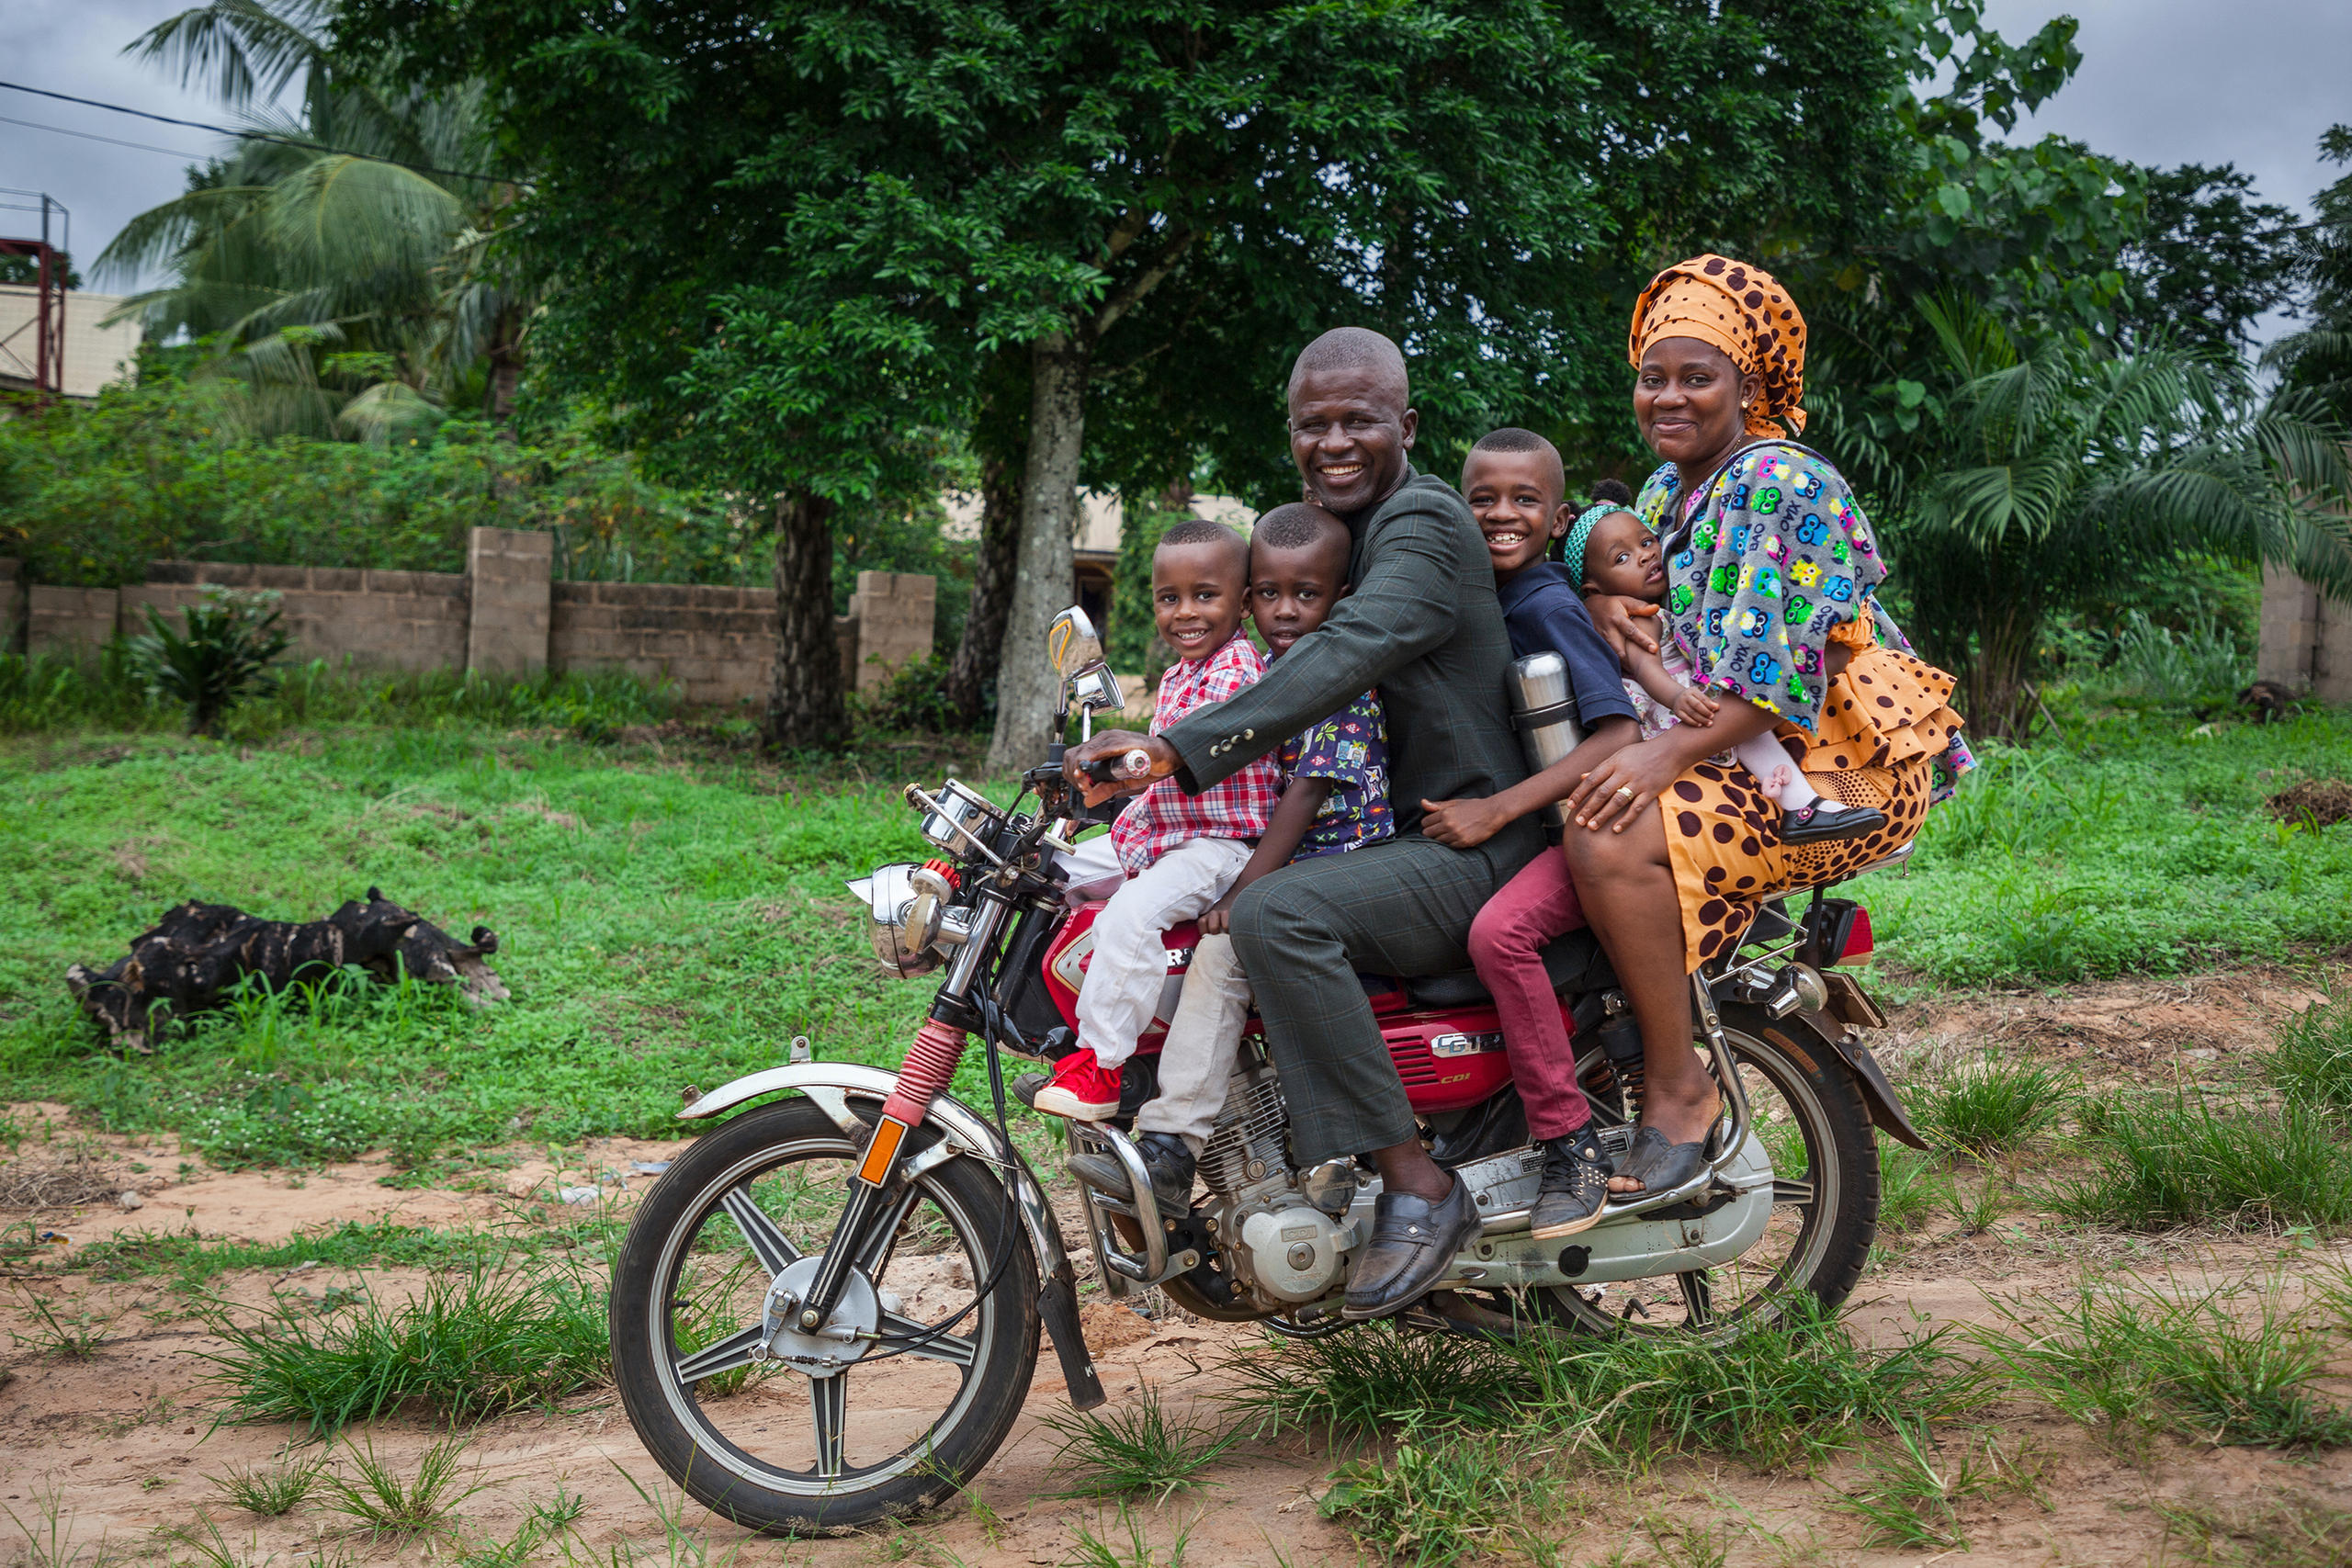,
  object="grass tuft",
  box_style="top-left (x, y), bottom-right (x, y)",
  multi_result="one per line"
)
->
top-left (208, 1452), bottom-right (326, 1516)
top-left (2045, 1093), bottom-right (2352, 1232)
top-left (2156, 1494), bottom-right (2352, 1568)
top-left (1911, 1052), bottom-right (2073, 1160)
top-left (1222, 1297), bottom-right (1986, 1475)
top-left (1058, 1504), bottom-right (1193, 1568)
top-left (1971, 1272), bottom-right (2352, 1451)
top-left (1039, 1384), bottom-right (1243, 1501)
top-left (1317, 1436), bottom-right (1536, 1568)
top-left (2269, 994), bottom-right (2352, 1118)
top-left (7, 1287), bottom-right (122, 1359)
top-left (200, 1262), bottom-right (607, 1433)
top-left (1826, 1423), bottom-right (2006, 1551)
top-left (321, 1435), bottom-right (487, 1537)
